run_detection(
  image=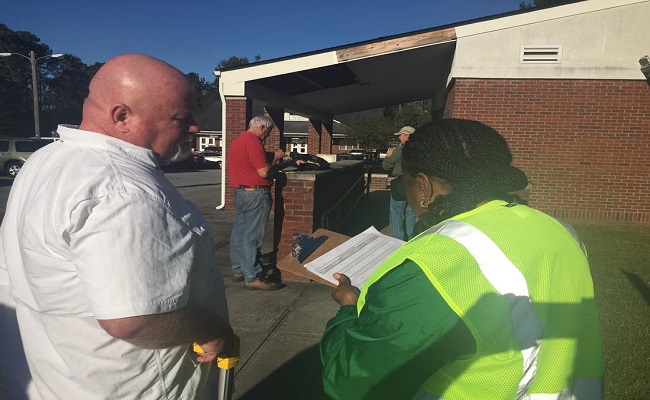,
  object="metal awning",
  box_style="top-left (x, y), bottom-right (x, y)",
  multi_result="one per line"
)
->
top-left (218, 27), bottom-right (459, 124)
